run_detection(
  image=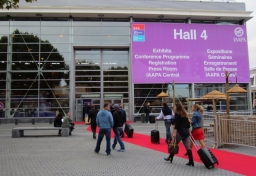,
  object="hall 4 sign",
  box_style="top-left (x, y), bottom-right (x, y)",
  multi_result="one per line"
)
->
top-left (174, 29), bottom-right (208, 40)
